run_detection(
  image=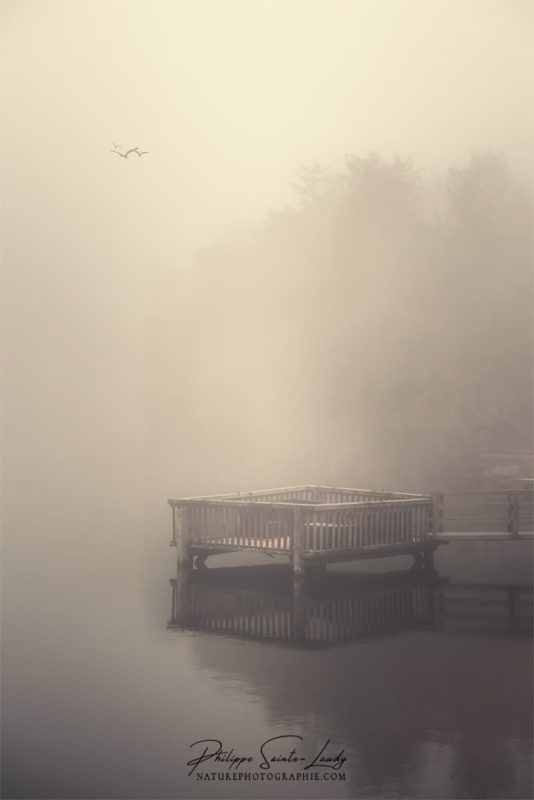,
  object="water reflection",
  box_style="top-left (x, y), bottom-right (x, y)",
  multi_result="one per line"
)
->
top-left (168, 565), bottom-right (532, 646)
top-left (168, 556), bottom-right (533, 798)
